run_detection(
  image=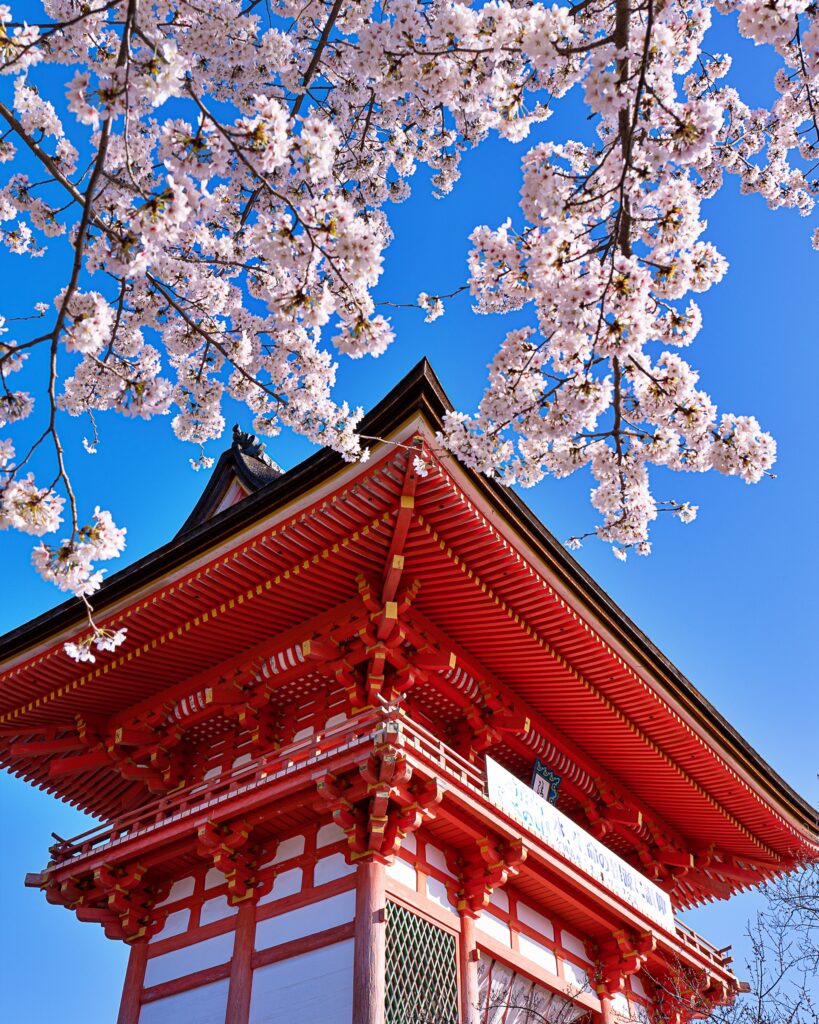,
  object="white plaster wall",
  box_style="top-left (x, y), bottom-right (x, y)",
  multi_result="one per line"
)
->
top-left (255, 891), bottom-right (355, 951)
top-left (139, 979), bottom-right (229, 1024)
top-left (425, 876), bottom-right (458, 916)
top-left (205, 867), bottom-right (228, 890)
top-left (269, 835), bottom-right (305, 865)
top-left (516, 902), bottom-right (555, 941)
top-left (200, 895), bottom-right (238, 925)
top-left (385, 856), bottom-right (417, 891)
top-left (144, 932), bottom-right (236, 987)
top-left (425, 844), bottom-right (456, 878)
top-left (258, 867), bottom-right (303, 905)
top-left (631, 976), bottom-right (648, 1000)
top-left (151, 909), bottom-right (190, 943)
top-left (561, 929), bottom-right (593, 963)
top-left (156, 876), bottom-right (195, 907)
top-left (249, 940), bottom-right (354, 1024)
top-left (562, 959), bottom-right (590, 989)
top-left (476, 909), bottom-right (512, 946)
top-left (317, 822), bottom-right (346, 848)
top-left (314, 853), bottom-right (355, 886)
top-left (613, 993), bottom-right (631, 1016)
top-left (489, 888), bottom-right (509, 912)
top-left (518, 932), bottom-right (558, 975)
